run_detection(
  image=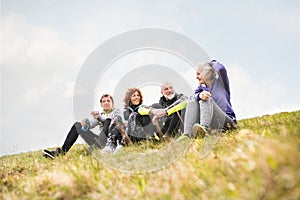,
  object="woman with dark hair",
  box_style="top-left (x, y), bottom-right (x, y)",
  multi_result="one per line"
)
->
top-left (43, 94), bottom-right (124, 158)
top-left (123, 88), bottom-right (157, 142)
